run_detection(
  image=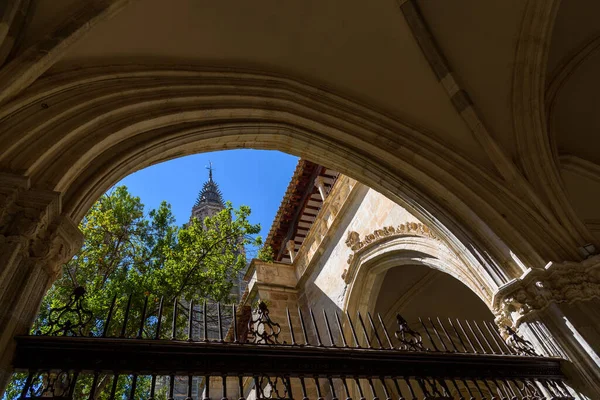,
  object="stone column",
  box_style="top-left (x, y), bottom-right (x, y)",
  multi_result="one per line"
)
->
top-left (314, 176), bottom-right (327, 201)
top-left (493, 257), bottom-right (600, 399)
top-left (0, 173), bottom-right (83, 391)
top-left (286, 240), bottom-right (297, 263)
top-left (517, 305), bottom-right (600, 399)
